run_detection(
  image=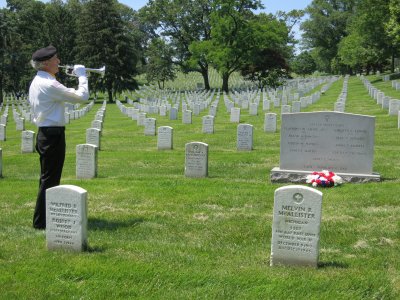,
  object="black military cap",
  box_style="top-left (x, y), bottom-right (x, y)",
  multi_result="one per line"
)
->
top-left (32, 45), bottom-right (57, 62)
